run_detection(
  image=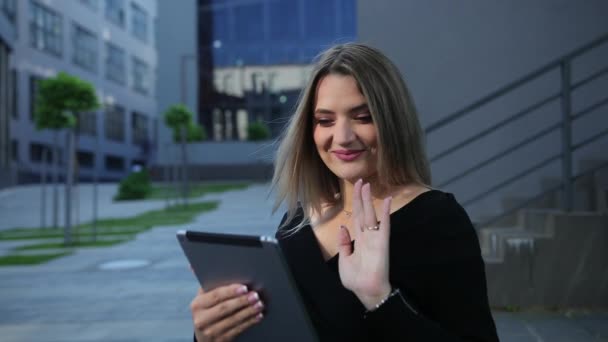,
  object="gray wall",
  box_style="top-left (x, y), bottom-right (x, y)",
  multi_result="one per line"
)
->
top-left (358, 0), bottom-right (608, 219)
top-left (155, 0), bottom-right (198, 164)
